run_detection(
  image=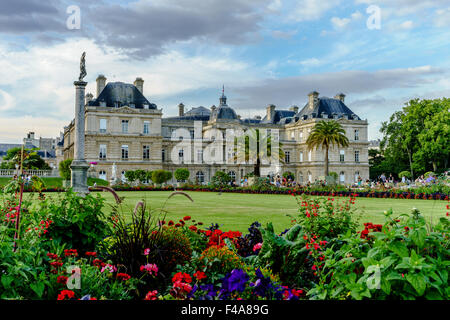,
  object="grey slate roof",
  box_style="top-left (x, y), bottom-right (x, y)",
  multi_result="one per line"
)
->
top-left (261, 110), bottom-right (296, 124)
top-left (296, 97), bottom-right (360, 120)
top-left (88, 82), bottom-right (157, 109)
